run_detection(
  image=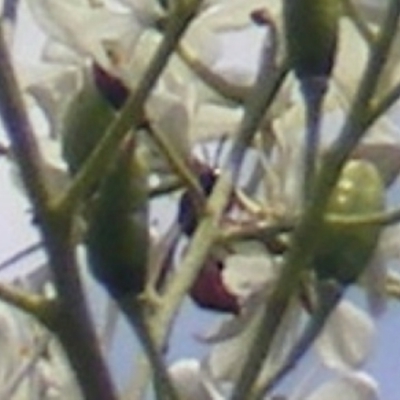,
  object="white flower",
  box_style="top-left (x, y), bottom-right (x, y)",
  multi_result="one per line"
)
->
top-left (25, 0), bottom-right (138, 69)
top-left (0, 302), bottom-right (37, 399)
top-left (37, 337), bottom-right (83, 400)
top-left (315, 300), bottom-right (375, 371)
top-left (198, 250), bottom-right (375, 388)
top-left (169, 359), bottom-right (224, 400)
top-left (168, 357), bottom-right (379, 400)
top-left (0, 300), bottom-right (82, 400)
top-left (304, 371), bottom-right (379, 400)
